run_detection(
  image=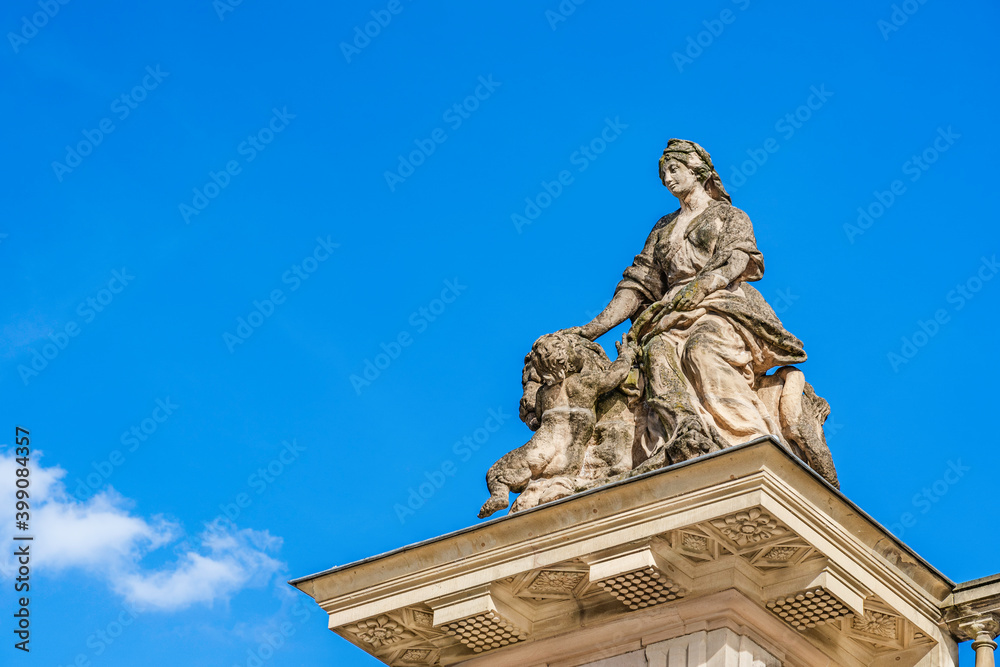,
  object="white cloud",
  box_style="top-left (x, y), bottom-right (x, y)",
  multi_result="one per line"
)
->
top-left (34, 490), bottom-right (178, 569)
top-left (114, 521), bottom-right (284, 611)
top-left (0, 449), bottom-right (285, 611)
